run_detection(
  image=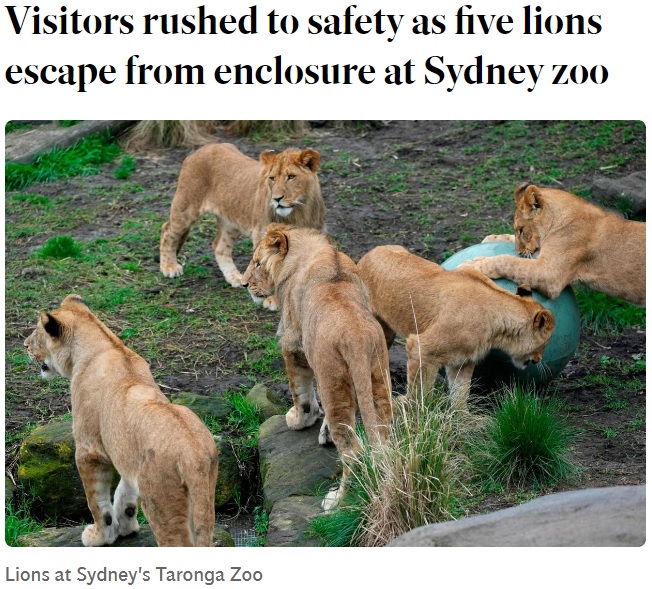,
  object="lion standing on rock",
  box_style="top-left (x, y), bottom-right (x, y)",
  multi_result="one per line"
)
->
top-left (24, 295), bottom-right (219, 547)
top-left (159, 143), bottom-right (325, 301)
